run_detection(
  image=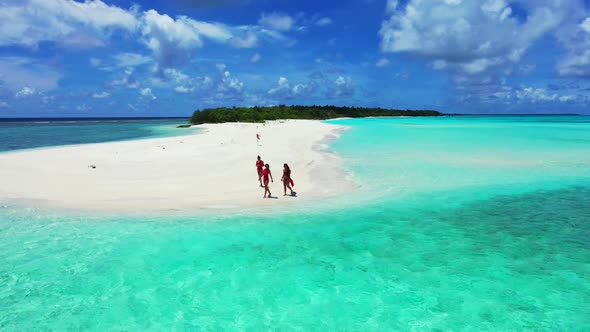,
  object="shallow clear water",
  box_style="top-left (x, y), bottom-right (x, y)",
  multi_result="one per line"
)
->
top-left (0, 118), bottom-right (194, 152)
top-left (1, 116), bottom-right (589, 330)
